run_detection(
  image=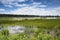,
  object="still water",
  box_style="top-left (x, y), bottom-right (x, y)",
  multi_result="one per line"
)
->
top-left (0, 25), bottom-right (36, 34)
